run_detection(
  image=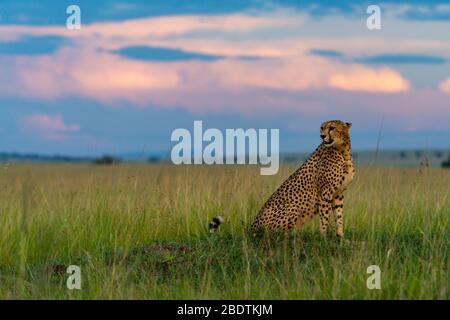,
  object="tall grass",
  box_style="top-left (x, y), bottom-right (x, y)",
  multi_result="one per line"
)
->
top-left (0, 164), bottom-right (448, 299)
